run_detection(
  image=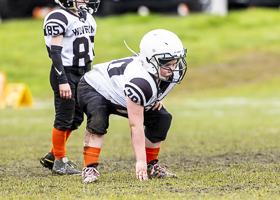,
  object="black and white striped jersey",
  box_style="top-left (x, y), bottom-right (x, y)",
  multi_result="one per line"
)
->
top-left (43, 8), bottom-right (97, 67)
top-left (84, 55), bottom-right (178, 111)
